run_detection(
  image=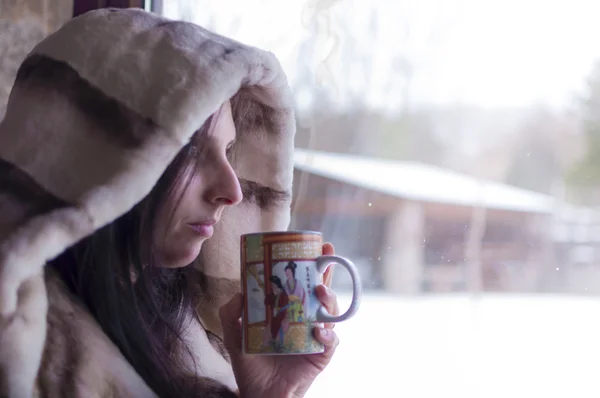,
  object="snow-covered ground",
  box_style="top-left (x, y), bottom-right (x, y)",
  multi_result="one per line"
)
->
top-left (307, 293), bottom-right (600, 398)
